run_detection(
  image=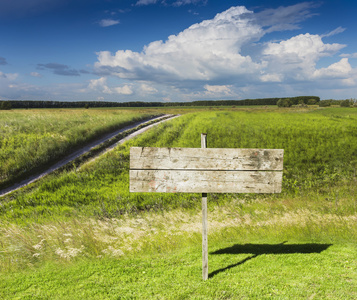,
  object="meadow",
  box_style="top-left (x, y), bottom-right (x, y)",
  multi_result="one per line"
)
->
top-left (0, 106), bottom-right (356, 298)
top-left (0, 108), bottom-right (159, 189)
